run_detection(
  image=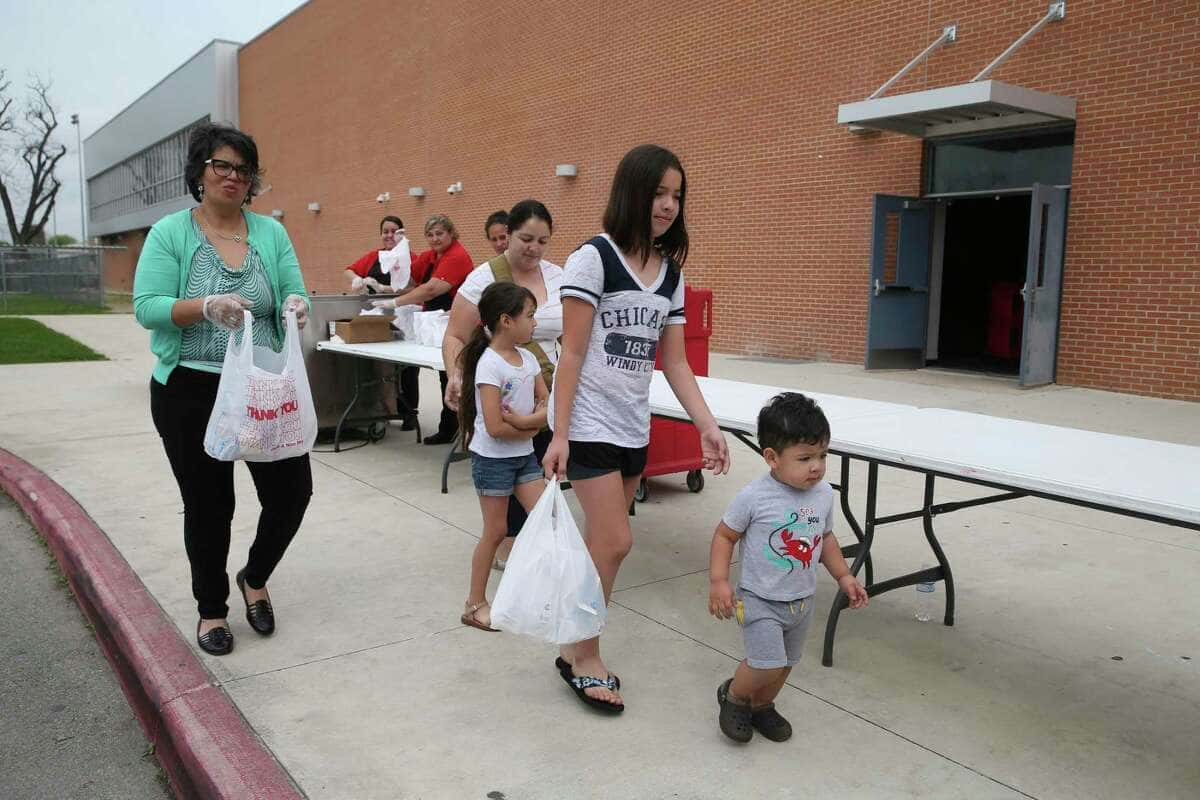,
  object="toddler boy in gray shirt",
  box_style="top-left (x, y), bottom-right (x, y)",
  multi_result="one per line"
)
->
top-left (708, 392), bottom-right (869, 743)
